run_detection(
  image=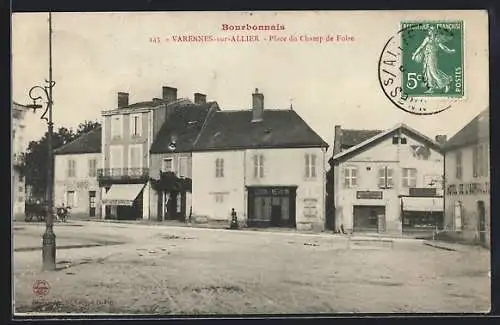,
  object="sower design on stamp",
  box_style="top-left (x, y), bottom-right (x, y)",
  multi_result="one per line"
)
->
top-left (378, 21), bottom-right (464, 115)
top-left (401, 21), bottom-right (464, 97)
